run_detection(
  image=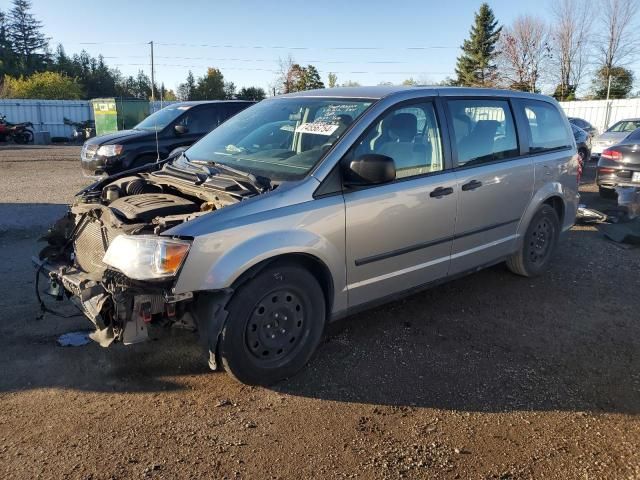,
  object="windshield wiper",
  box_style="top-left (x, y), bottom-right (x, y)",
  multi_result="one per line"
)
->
top-left (189, 159), bottom-right (271, 193)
